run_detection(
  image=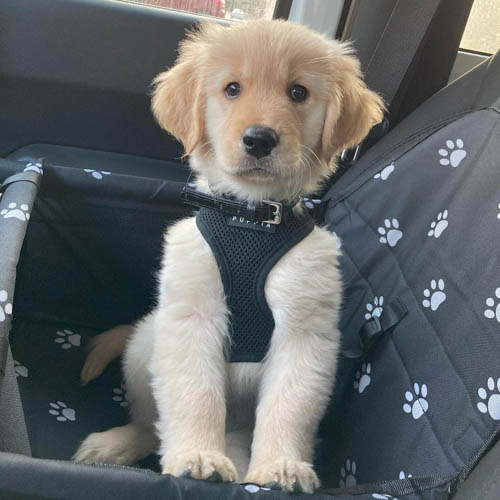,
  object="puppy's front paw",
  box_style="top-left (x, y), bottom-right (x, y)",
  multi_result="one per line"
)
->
top-left (163, 450), bottom-right (237, 483)
top-left (245, 458), bottom-right (320, 493)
